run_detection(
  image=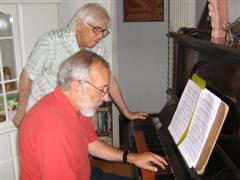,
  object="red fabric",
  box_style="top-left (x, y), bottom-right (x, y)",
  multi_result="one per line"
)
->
top-left (19, 87), bottom-right (97, 180)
